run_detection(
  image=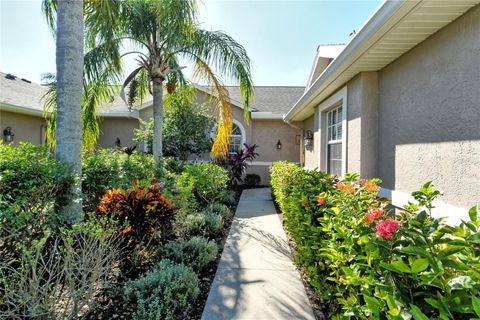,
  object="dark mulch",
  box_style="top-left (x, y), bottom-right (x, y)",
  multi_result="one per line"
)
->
top-left (85, 188), bottom-right (243, 320)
